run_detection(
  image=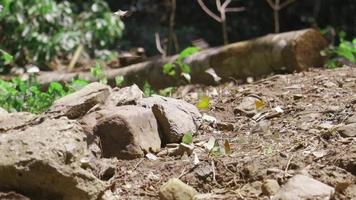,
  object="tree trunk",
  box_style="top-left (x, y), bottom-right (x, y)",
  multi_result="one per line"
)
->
top-left (36, 29), bottom-right (327, 89)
